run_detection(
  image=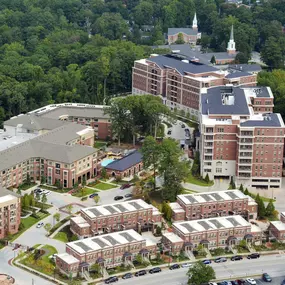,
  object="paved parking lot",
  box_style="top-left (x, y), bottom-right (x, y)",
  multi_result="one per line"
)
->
top-left (256, 276), bottom-right (284, 285)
